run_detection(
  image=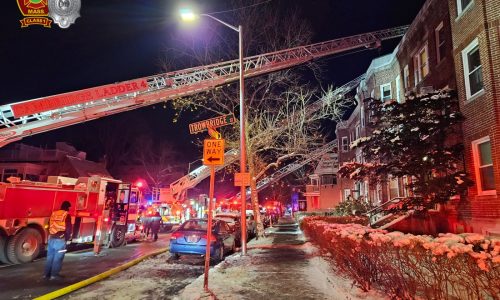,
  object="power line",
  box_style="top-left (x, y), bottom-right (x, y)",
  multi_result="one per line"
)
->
top-left (207, 0), bottom-right (272, 15)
